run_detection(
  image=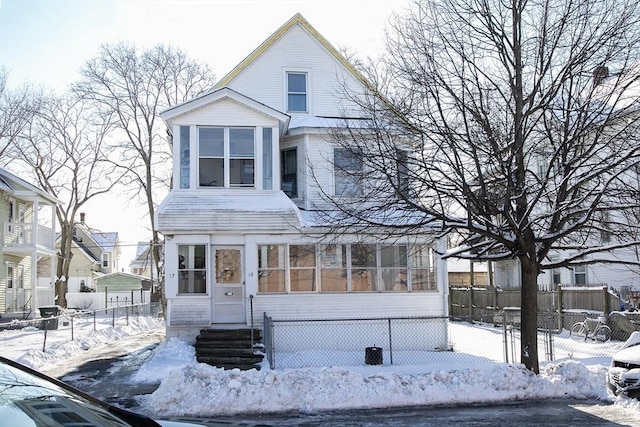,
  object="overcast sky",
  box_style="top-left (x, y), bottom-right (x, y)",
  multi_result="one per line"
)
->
top-left (0, 0), bottom-right (407, 266)
top-left (0, 0), bottom-right (406, 89)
